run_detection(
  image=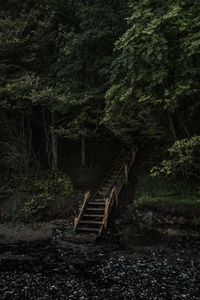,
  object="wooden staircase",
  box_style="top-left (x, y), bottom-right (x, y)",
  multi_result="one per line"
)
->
top-left (74, 147), bottom-right (137, 236)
